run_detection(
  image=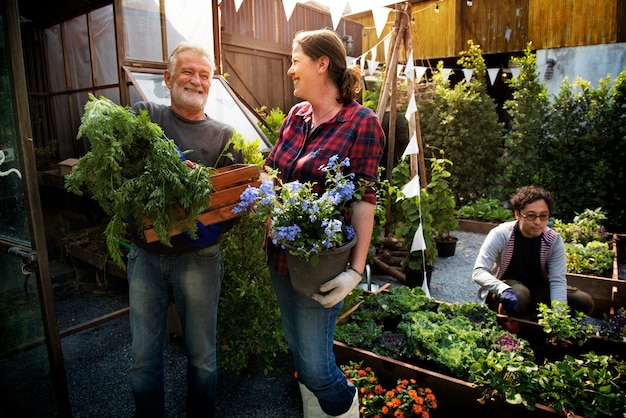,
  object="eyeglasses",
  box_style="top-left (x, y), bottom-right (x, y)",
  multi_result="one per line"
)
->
top-left (520, 211), bottom-right (550, 222)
